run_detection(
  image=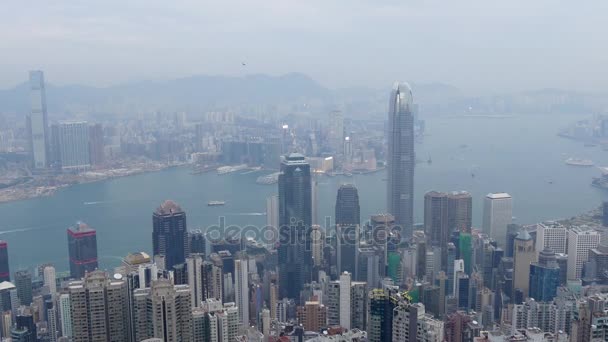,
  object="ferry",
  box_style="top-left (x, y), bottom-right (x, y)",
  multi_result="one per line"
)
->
top-left (207, 201), bottom-right (226, 206)
top-left (565, 158), bottom-right (594, 167)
